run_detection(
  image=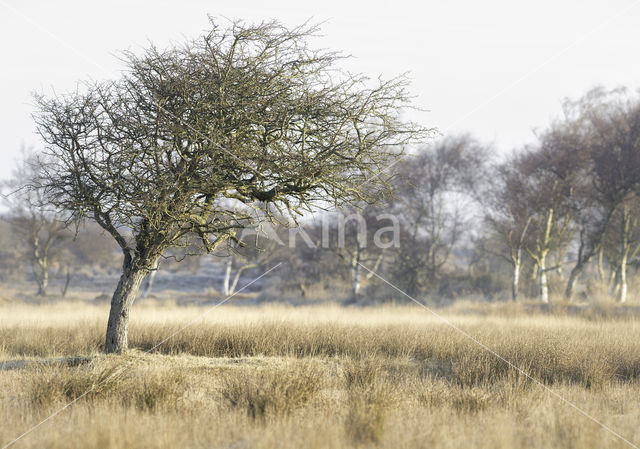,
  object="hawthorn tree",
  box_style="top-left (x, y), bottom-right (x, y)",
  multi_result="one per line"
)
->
top-left (33, 19), bottom-right (428, 353)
